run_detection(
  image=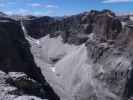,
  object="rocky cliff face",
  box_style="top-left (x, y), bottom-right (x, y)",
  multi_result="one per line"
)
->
top-left (22, 10), bottom-right (122, 45)
top-left (0, 15), bottom-right (60, 100)
top-left (0, 10), bottom-right (133, 100)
